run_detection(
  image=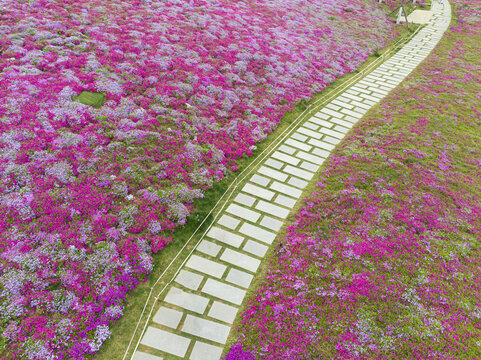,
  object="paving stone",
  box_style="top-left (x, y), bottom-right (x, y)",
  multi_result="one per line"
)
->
top-left (329, 117), bottom-right (353, 128)
top-left (340, 108), bottom-right (363, 119)
top-left (220, 248), bottom-right (261, 273)
top-left (234, 193), bottom-right (256, 207)
top-left (347, 86), bottom-right (371, 95)
top-left (369, 87), bottom-right (388, 95)
top-left (333, 125), bottom-right (350, 134)
top-left (226, 203), bottom-right (261, 223)
top-left (332, 99), bottom-right (354, 109)
top-left (277, 144), bottom-right (296, 155)
top-left (242, 240), bottom-right (269, 257)
top-left (226, 267), bottom-right (254, 288)
top-left (264, 158), bottom-right (284, 170)
top-left (288, 176), bottom-right (308, 189)
top-left (258, 165), bottom-right (288, 182)
top-left (201, 278), bottom-right (246, 305)
top-left (342, 92), bottom-right (363, 102)
top-left (303, 122), bottom-right (319, 131)
top-left (309, 118), bottom-right (334, 130)
top-left (164, 287), bottom-right (210, 314)
top-left (274, 194), bottom-right (297, 208)
top-left (141, 327), bottom-right (191, 358)
top-left (182, 314), bottom-right (231, 344)
top-left (153, 307), bottom-right (183, 329)
top-left (271, 151), bottom-right (300, 166)
top-left (207, 226), bottom-right (244, 248)
top-left (325, 102), bottom-right (341, 111)
top-left (285, 138), bottom-right (312, 152)
top-left (259, 215), bottom-right (283, 231)
top-left (185, 255), bottom-right (226, 279)
top-left (196, 240), bottom-right (222, 257)
top-left (297, 126), bottom-right (323, 139)
top-left (283, 165), bottom-right (314, 181)
top-left (320, 107), bottom-right (344, 119)
top-left (314, 111), bottom-right (330, 120)
top-left (217, 214), bottom-right (240, 230)
top-left (208, 301), bottom-right (239, 324)
top-left (255, 200), bottom-right (290, 219)
top-left (250, 174), bottom-right (270, 187)
top-left (291, 132), bottom-right (308, 142)
top-left (352, 107), bottom-right (368, 115)
top-left (319, 127), bottom-right (345, 139)
top-left (189, 341), bottom-right (223, 360)
top-left (242, 183), bottom-right (275, 201)
top-left (270, 181), bottom-right (302, 198)
top-left (323, 135), bottom-right (342, 145)
top-left (300, 145), bottom-right (328, 161)
top-left (175, 269), bottom-right (204, 291)
top-left (133, 351), bottom-right (163, 360)
top-left (300, 161), bottom-right (320, 173)
top-left (344, 114), bottom-right (360, 123)
top-left (350, 100), bottom-right (371, 110)
top-left (239, 222), bottom-right (277, 244)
